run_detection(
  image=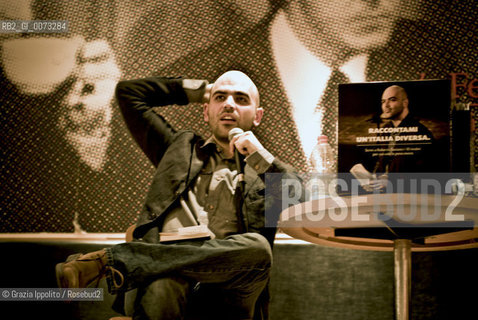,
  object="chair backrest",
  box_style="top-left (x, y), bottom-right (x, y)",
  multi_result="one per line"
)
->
top-left (125, 225), bottom-right (136, 242)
